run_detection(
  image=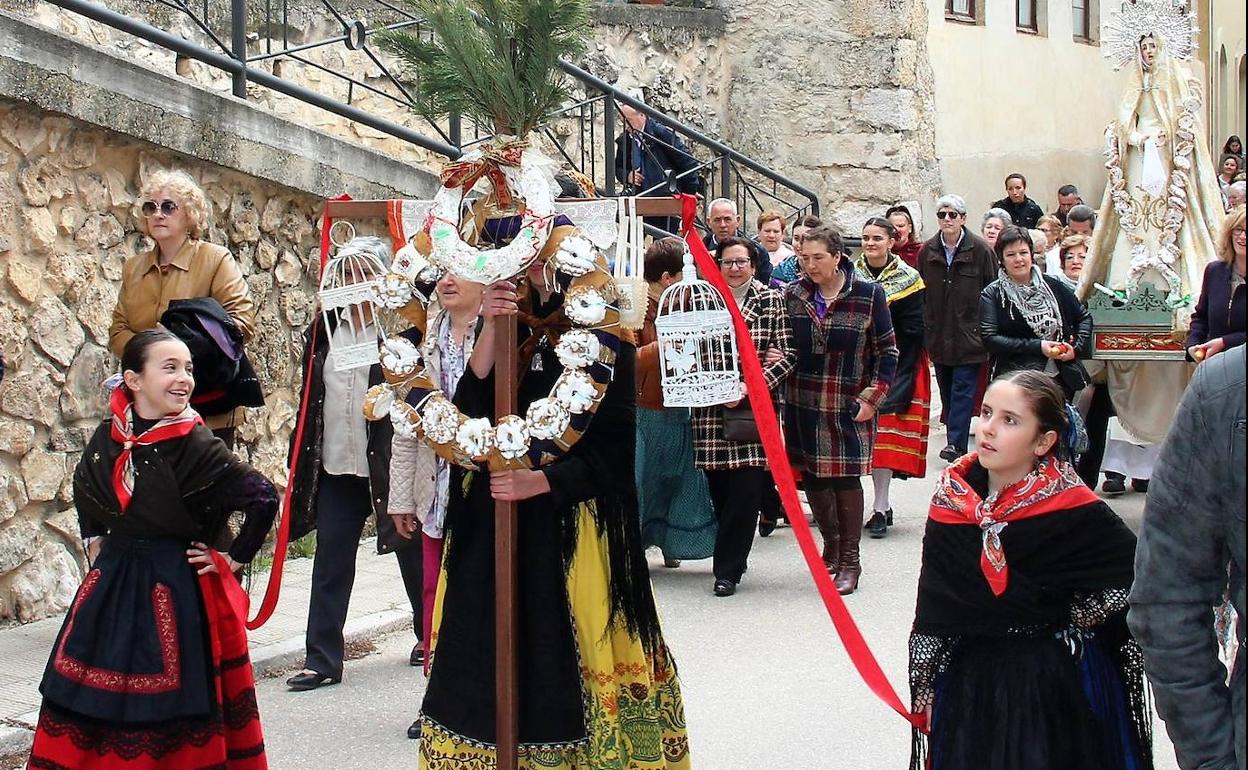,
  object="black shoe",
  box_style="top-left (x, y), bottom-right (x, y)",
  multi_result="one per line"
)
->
top-left (410, 644), bottom-right (425, 667)
top-left (758, 518), bottom-right (777, 538)
top-left (286, 670), bottom-right (341, 691)
top-left (407, 719), bottom-right (422, 740)
top-left (866, 511), bottom-right (888, 539)
top-left (1131, 478), bottom-right (1149, 493)
top-left (939, 445), bottom-right (960, 463)
top-left (884, 508), bottom-right (894, 527)
top-left (713, 579), bottom-right (736, 597)
top-left (1101, 473), bottom-right (1126, 497)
